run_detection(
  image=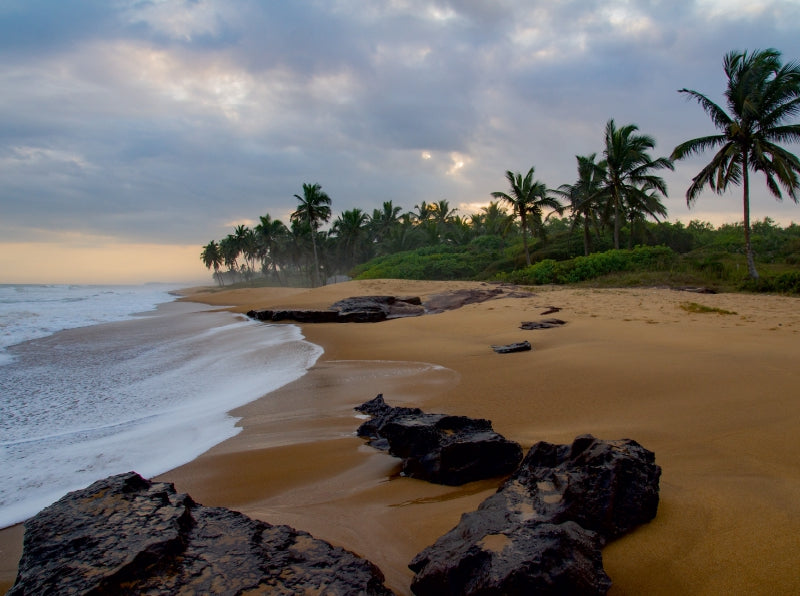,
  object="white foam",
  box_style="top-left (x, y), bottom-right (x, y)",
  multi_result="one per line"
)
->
top-left (0, 303), bottom-right (323, 529)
